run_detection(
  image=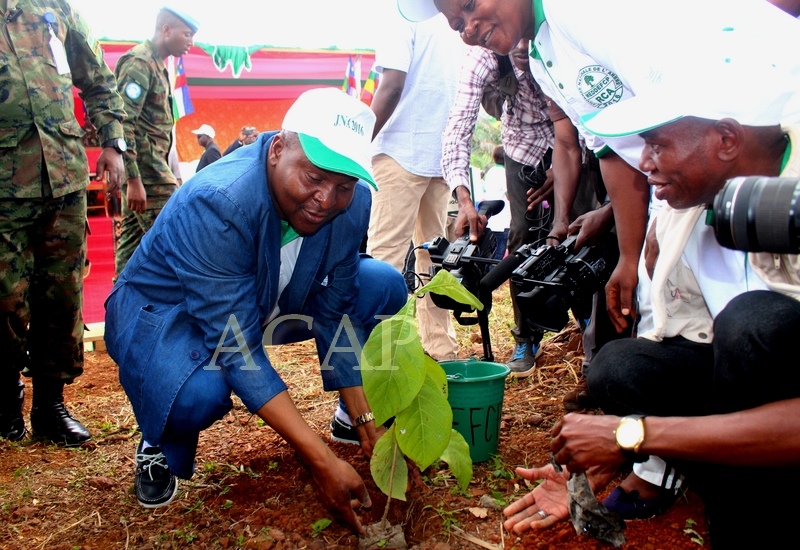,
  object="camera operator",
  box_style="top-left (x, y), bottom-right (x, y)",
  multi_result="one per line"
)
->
top-left (442, 40), bottom-right (554, 376)
top-left (503, 53), bottom-right (800, 548)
